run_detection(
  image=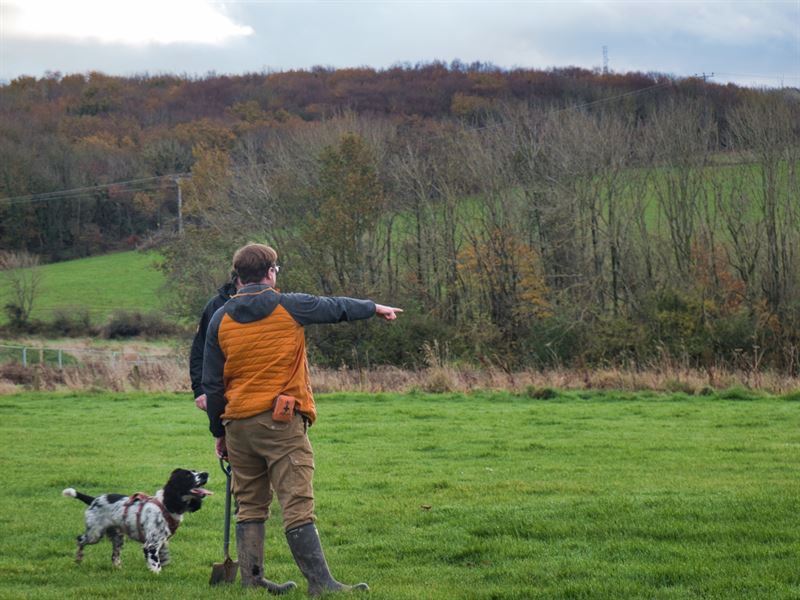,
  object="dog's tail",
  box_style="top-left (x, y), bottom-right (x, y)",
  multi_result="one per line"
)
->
top-left (62, 488), bottom-right (95, 505)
